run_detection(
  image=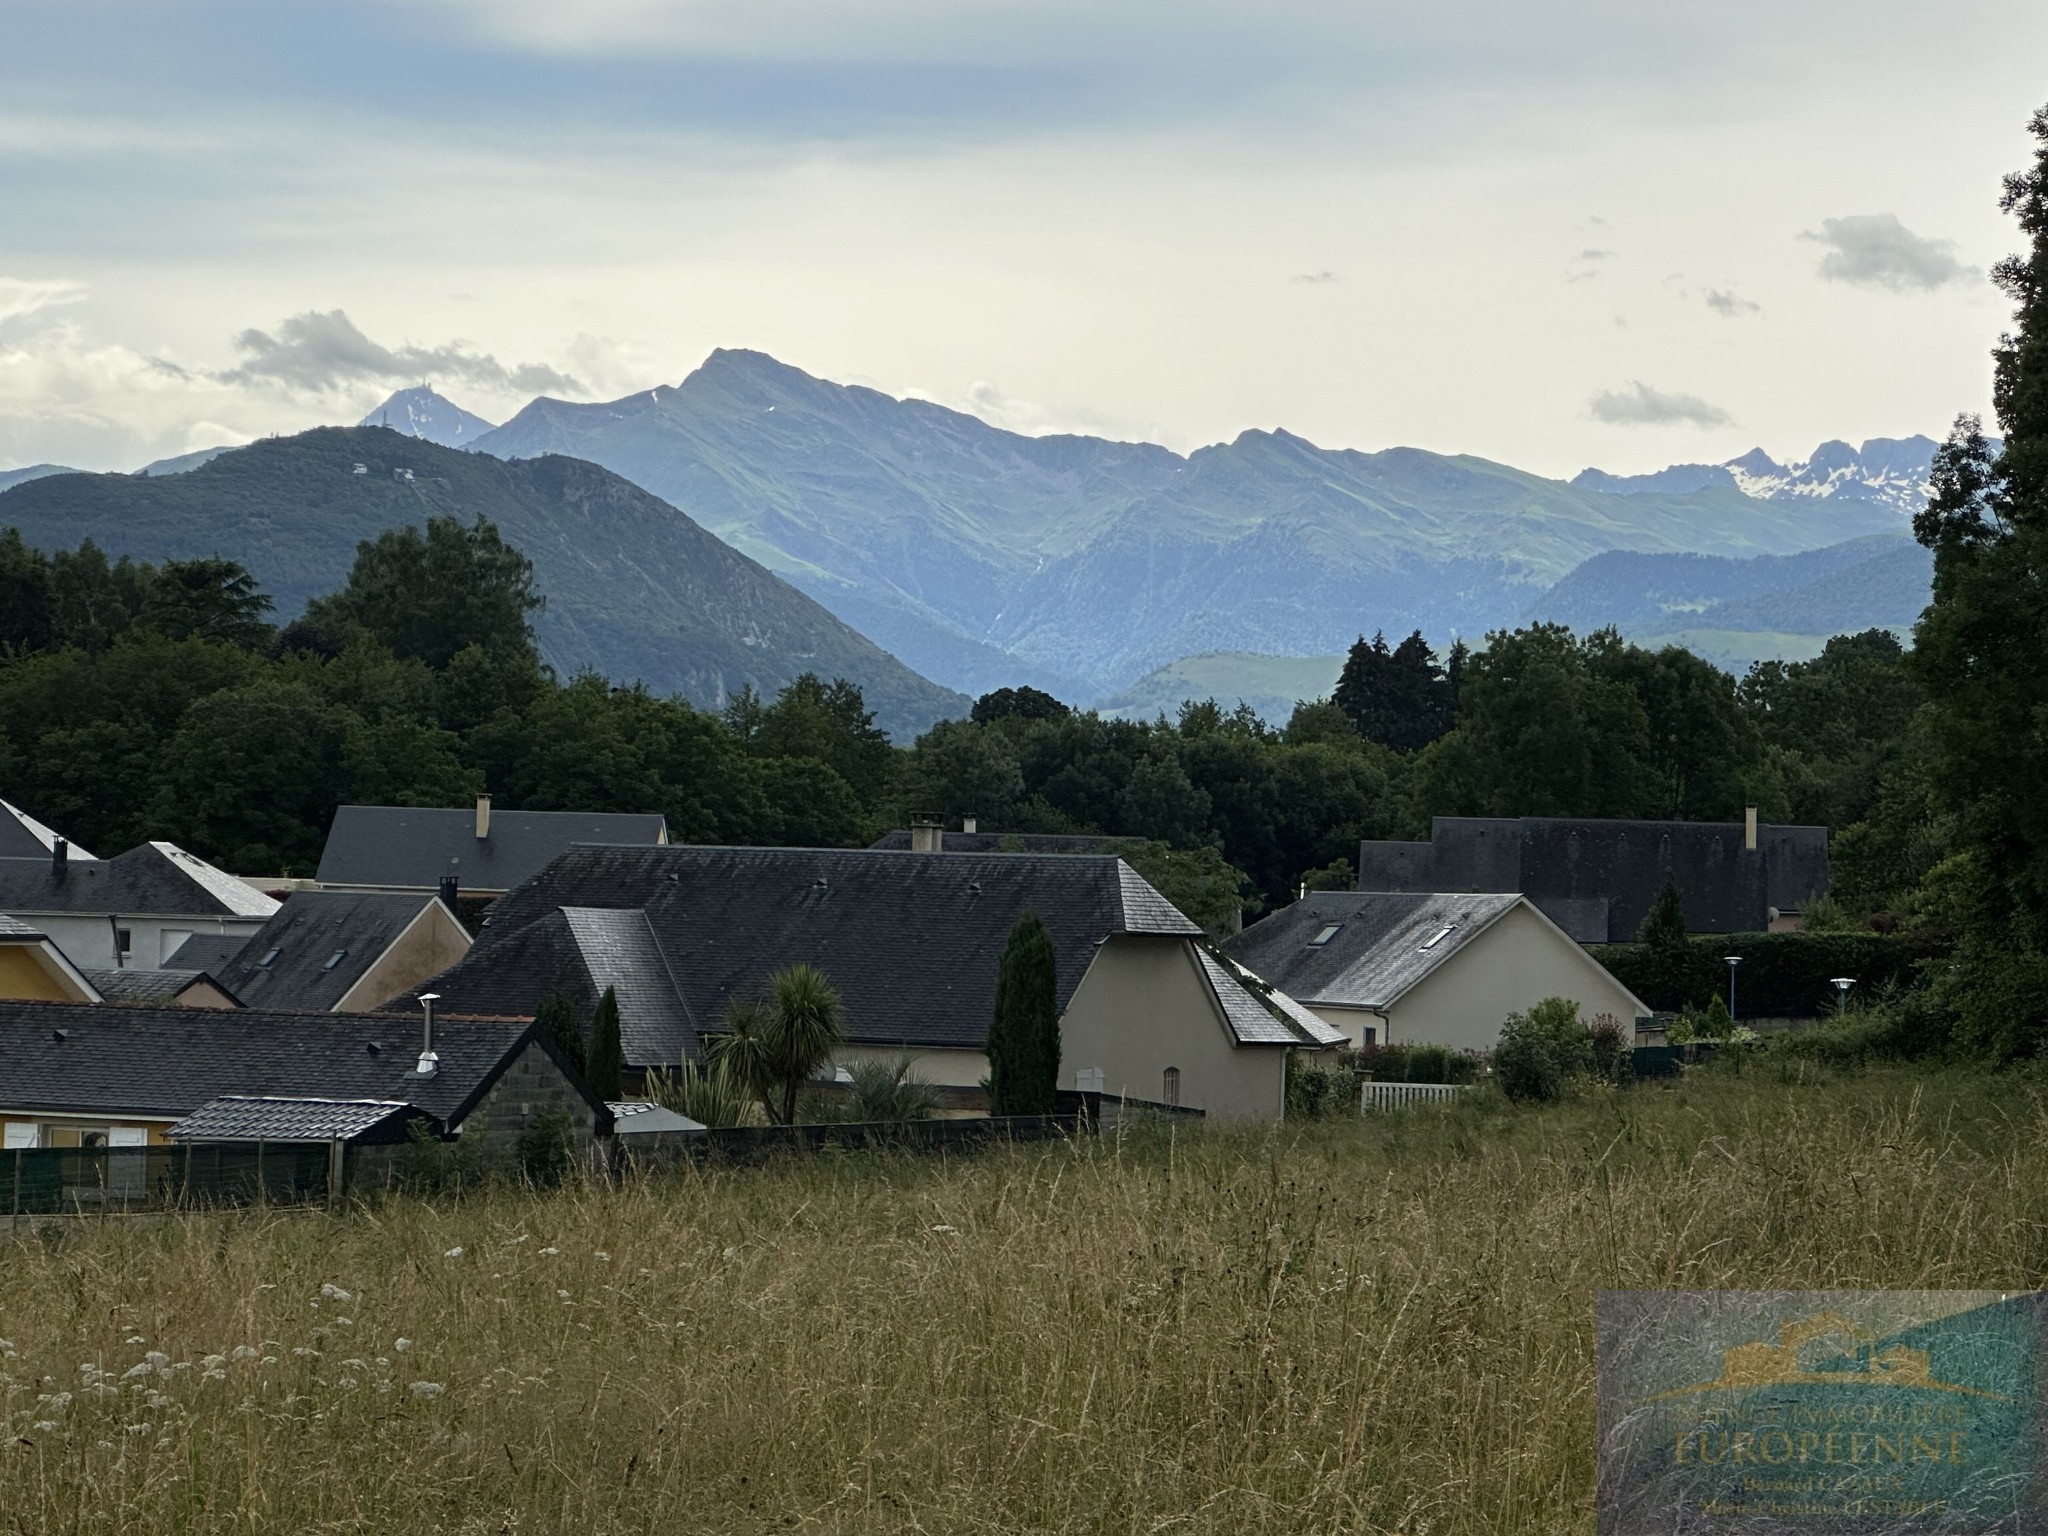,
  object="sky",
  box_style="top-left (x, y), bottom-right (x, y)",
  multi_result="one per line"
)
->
top-left (2, 0), bottom-right (2044, 478)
